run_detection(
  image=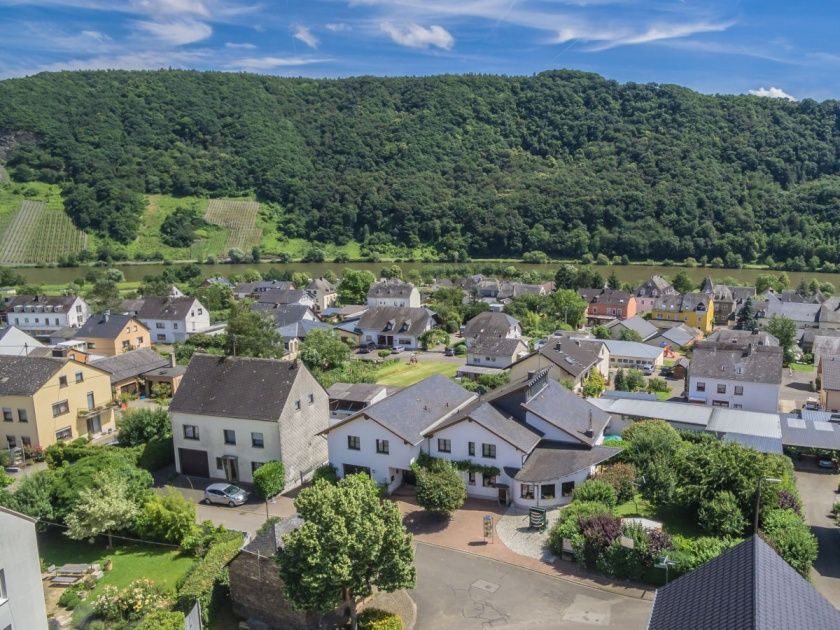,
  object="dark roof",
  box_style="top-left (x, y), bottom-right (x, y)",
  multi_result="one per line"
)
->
top-left (0, 355), bottom-right (65, 395)
top-left (307, 277), bottom-right (336, 293)
top-left (529, 337), bottom-right (601, 378)
top-left (635, 275), bottom-right (675, 298)
top-left (75, 313), bottom-right (146, 339)
top-left (367, 279), bottom-right (416, 299)
top-left (653, 293), bottom-right (711, 312)
top-left (521, 379), bottom-right (612, 446)
top-left (648, 535), bottom-right (840, 630)
top-left (91, 348), bottom-right (169, 384)
top-left (5, 294), bottom-right (80, 311)
top-left (821, 356), bottom-right (840, 391)
top-left (589, 288), bottom-right (633, 306)
top-left (470, 336), bottom-right (528, 358)
top-left (690, 342), bottom-right (783, 385)
top-left (813, 336), bottom-right (840, 368)
top-left (234, 280), bottom-right (294, 295)
top-left (326, 382), bottom-right (390, 404)
top-left (277, 319), bottom-right (331, 340)
top-left (578, 288), bottom-right (604, 302)
top-left (706, 329), bottom-right (779, 348)
top-left (654, 324), bottom-right (702, 347)
top-left (252, 303), bottom-right (314, 328)
top-left (254, 289), bottom-right (311, 306)
top-left (462, 311), bottom-right (519, 339)
top-left (431, 401), bottom-right (541, 452)
top-left (761, 300), bottom-right (820, 323)
top-left (497, 282), bottom-right (543, 300)
top-left (135, 297), bottom-right (201, 321)
top-left (358, 306), bottom-right (435, 338)
top-left (818, 299), bottom-right (840, 325)
top-left (512, 441), bottom-right (621, 483)
top-left (169, 354), bottom-right (311, 422)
